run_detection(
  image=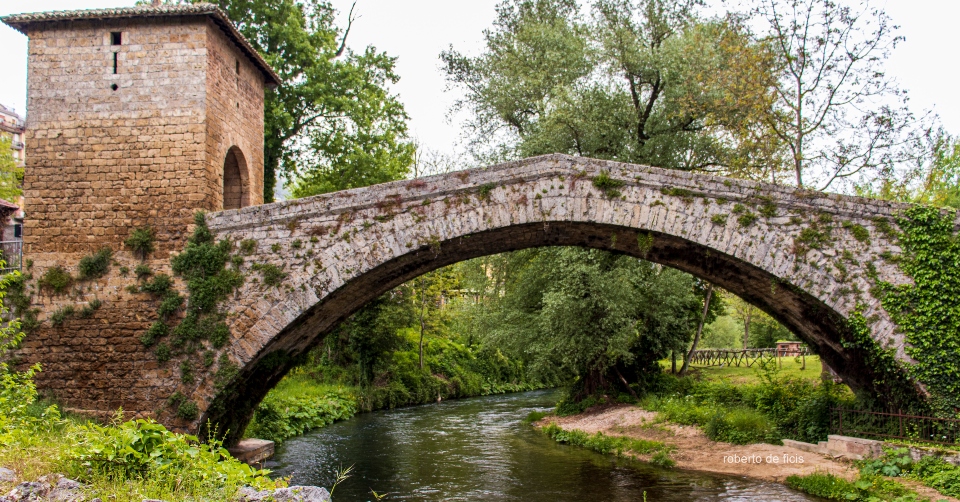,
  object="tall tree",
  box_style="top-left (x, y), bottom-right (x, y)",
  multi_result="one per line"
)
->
top-left (208, 0), bottom-right (415, 200)
top-left (484, 248), bottom-right (702, 398)
top-left (753, 0), bottom-right (919, 190)
top-left (442, 0), bottom-right (781, 176)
